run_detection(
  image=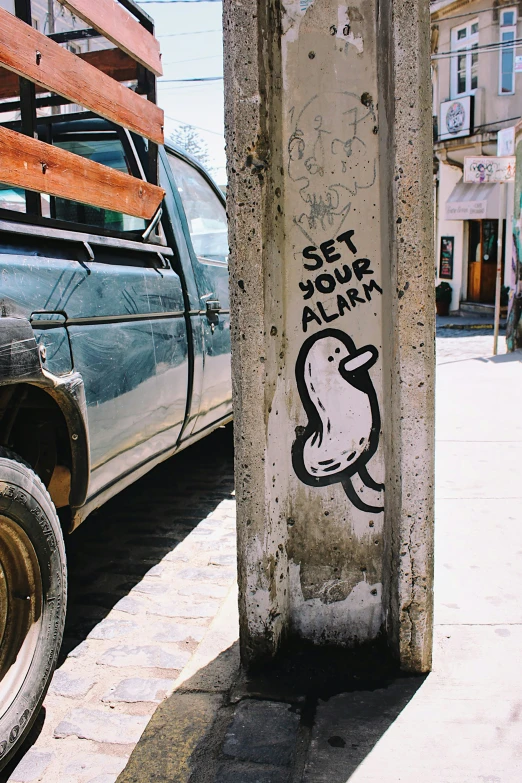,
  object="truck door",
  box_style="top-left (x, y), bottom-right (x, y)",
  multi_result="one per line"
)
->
top-left (165, 152), bottom-right (232, 432)
top-left (40, 120), bottom-right (189, 499)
